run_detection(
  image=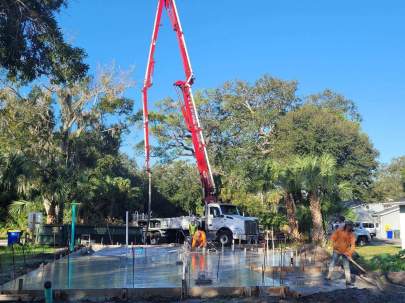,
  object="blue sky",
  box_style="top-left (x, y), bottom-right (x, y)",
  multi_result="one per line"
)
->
top-left (58, 0), bottom-right (405, 164)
